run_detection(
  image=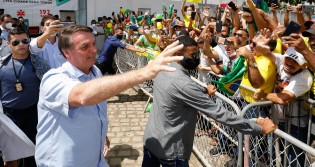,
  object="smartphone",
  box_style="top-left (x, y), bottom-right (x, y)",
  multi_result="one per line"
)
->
top-left (282, 21), bottom-right (301, 37)
top-left (301, 5), bottom-right (314, 12)
top-left (228, 1), bottom-right (238, 11)
top-left (216, 20), bottom-right (222, 32)
top-left (241, 6), bottom-right (252, 13)
top-left (60, 22), bottom-right (75, 27)
top-left (174, 9), bottom-right (177, 13)
top-left (191, 11), bottom-right (196, 20)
